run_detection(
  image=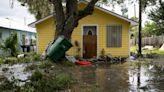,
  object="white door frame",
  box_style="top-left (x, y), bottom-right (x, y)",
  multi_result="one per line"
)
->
top-left (81, 24), bottom-right (99, 58)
